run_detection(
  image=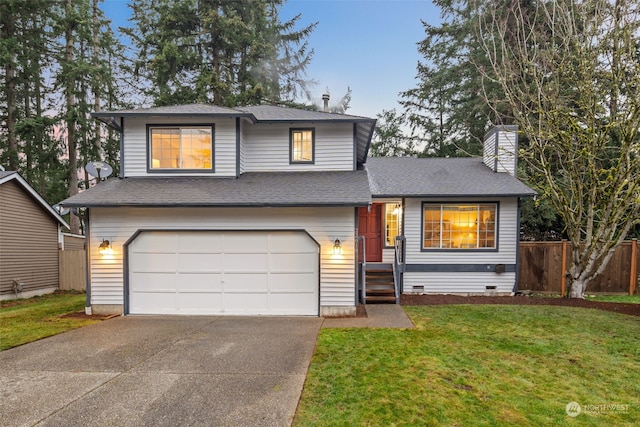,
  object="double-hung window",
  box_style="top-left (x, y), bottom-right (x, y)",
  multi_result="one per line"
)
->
top-left (423, 203), bottom-right (497, 250)
top-left (149, 126), bottom-right (213, 171)
top-left (290, 128), bottom-right (314, 163)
